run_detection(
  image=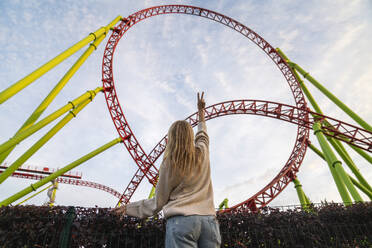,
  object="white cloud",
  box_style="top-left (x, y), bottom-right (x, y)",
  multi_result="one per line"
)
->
top-left (278, 29), bottom-right (299, 52)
